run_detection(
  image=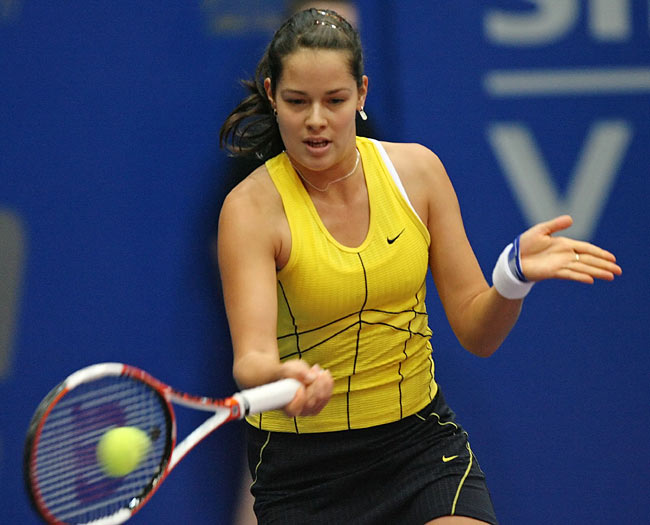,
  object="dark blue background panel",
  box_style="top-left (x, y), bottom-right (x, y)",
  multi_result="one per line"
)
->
top-left (1, 2), bottom-right (648, 524)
